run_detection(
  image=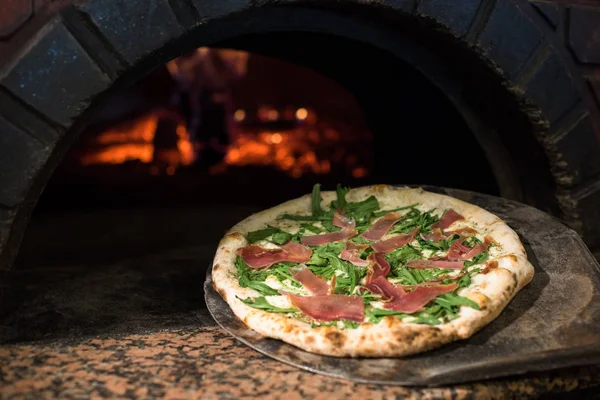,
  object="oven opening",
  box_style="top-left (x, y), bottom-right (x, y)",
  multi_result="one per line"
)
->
top-left (34, 43), bottom-right (499, 214)
top-left (6, 38), bottom-right (501, 342)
